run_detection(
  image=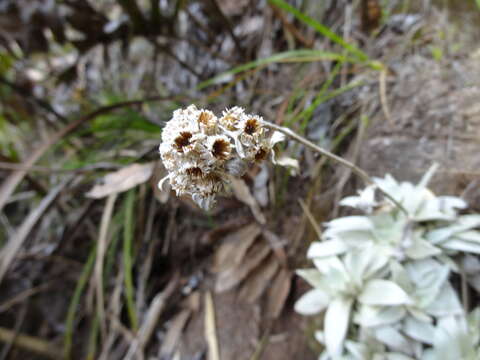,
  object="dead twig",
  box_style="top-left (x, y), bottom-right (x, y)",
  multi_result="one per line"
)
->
top-left (0, 327), bottom-right (62, 359)
top-left (124, 275), bottom-right (179, 360)
top-left (204, 291), bottom-right (220, 360)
